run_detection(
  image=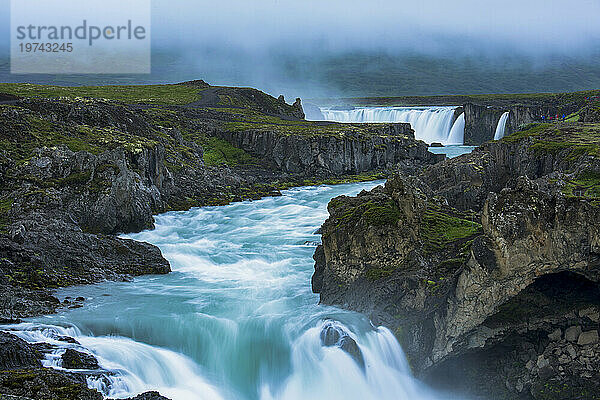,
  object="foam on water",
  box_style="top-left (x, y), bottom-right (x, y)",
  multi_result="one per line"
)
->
top-left (2, 181), bottom-right (466, 400)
